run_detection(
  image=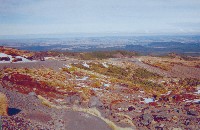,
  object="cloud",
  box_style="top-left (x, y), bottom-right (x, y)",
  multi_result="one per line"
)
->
top-left (0, 0), bottom-right (200, 35)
